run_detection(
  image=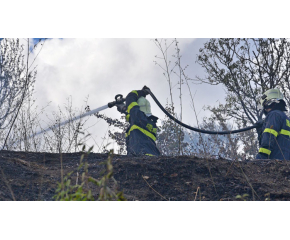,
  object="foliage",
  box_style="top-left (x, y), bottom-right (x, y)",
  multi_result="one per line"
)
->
top-left (5, 96), bottom-right (92, 153)
top-left (54, 146), bottom-right (95, 201)
top-left (54, 147), bottom-right (126, 201)
top-left (235, 193), bottom-right (249, 201)
top-left (88, 150), bottom-right (126, 201)
top-left (157, 104), bottom-right (188, 155)
top-left (54, 171), bottom-right (94, 201)
top-left (0, 38), bottom-right (36, 131)
top-left (0, 38), bottom-right (47, 151)
top-left (90, 108), bottom-right (129, 155)
top-left (183, 117), bottom-right (240, 159)
top-left (43, 97), bottom-right (91, 153)
top-left (196, 38), bottom-right (290, 124)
